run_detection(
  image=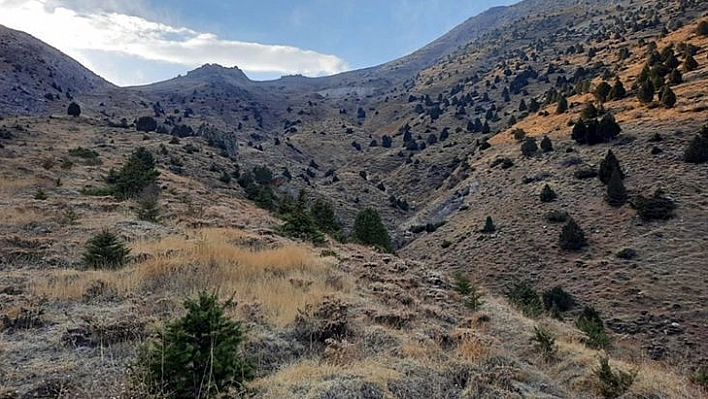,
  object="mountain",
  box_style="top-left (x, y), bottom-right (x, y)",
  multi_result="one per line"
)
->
top-left (0, 25), bottom-right (113, 116)
top-left (1, 0), bottom-right (708, 396)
